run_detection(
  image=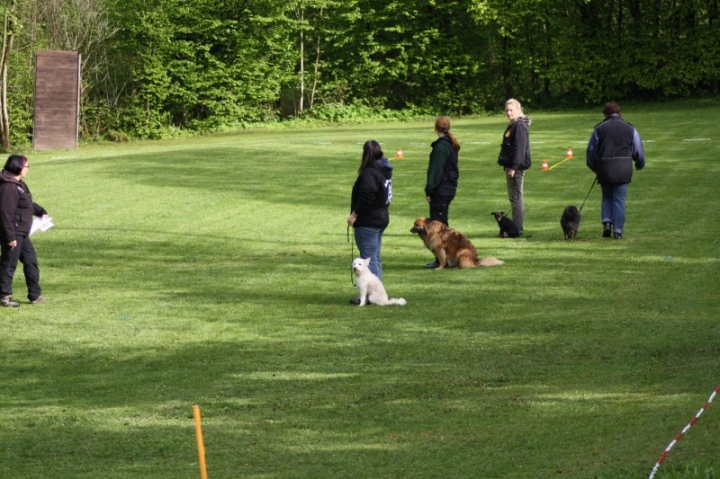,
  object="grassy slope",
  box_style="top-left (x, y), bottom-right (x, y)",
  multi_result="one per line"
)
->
top-left (1, 101), bottom-right (719, 478)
